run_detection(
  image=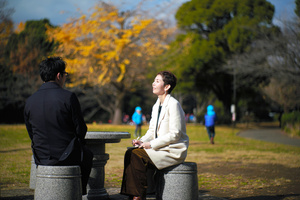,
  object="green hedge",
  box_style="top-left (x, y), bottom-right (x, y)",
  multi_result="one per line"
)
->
top-left (281, 112), bottom-right (300, 137)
